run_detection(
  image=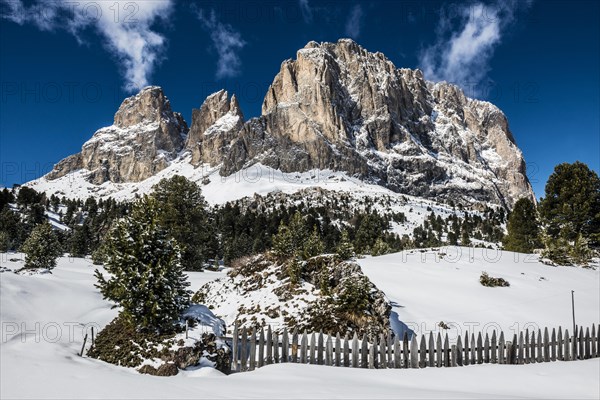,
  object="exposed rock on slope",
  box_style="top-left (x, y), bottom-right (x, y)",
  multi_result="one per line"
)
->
top-left (47, 86), bottom-right (188, 184)
top-left (193, 253), bottom-right (392, 339)
top-left (41, 39), bottom-right (534, 209)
